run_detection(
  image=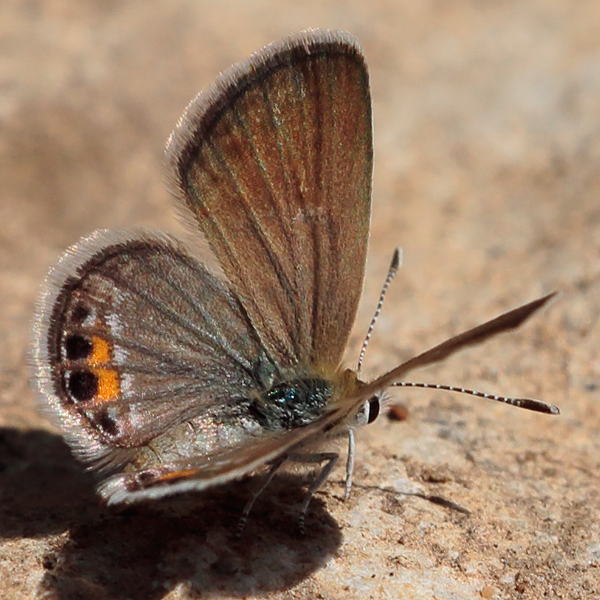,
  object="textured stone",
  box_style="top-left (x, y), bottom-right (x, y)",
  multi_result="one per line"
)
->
top-left (1, 1), bottom-right (598, 599)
